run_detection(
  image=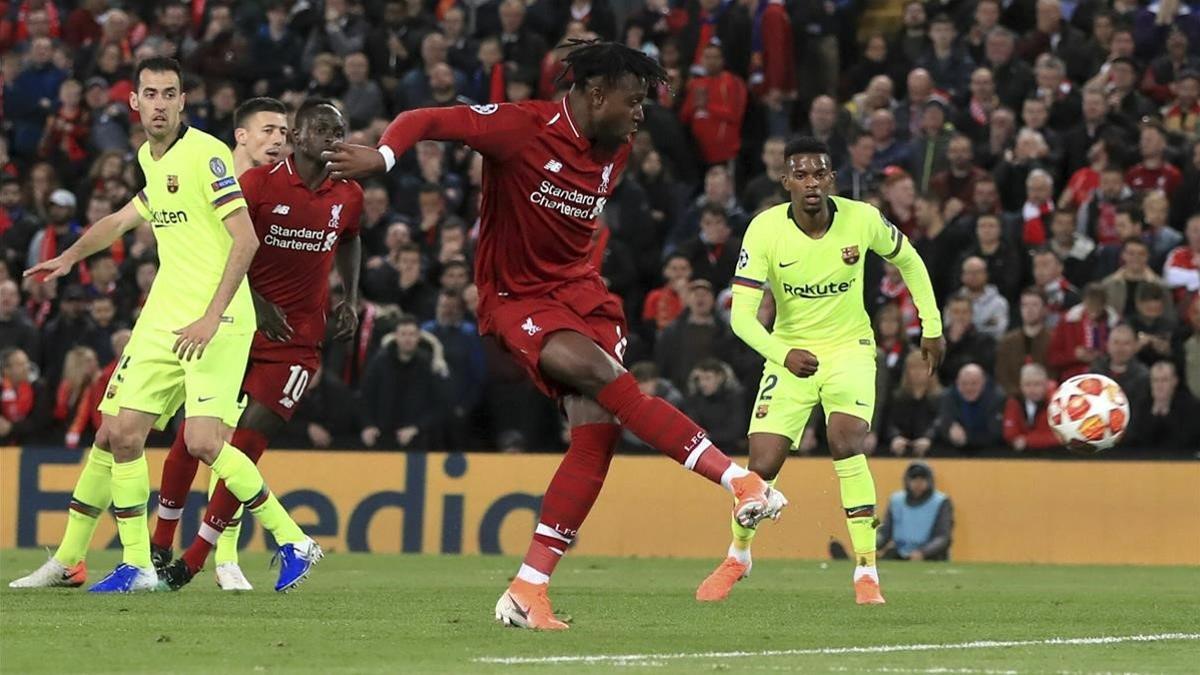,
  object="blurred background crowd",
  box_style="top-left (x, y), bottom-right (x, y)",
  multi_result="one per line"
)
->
top-left (1, 0), bottom-right (1199, 456)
